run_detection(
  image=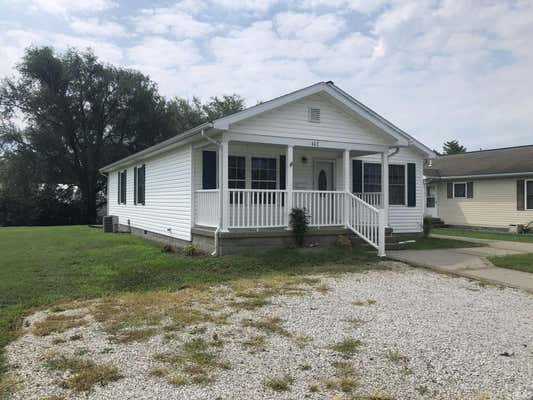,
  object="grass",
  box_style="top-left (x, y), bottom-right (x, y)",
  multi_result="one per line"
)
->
top-left (489, 253), bottom-right (533, 273)
top-left (44, 353), bottom-right (122, 392)
top-left (434, 228), bottom-right (533, 243)
top-left (395, 236), bottom-right (485, 250)
top-left (0, 225), bottom-right (380, 381)
top-left (264, 374), bottom-right (294, 391)
top-left (323, 361), bottom-right (359, 393)
top-left (242, 317), bottom-right (291, 337)
top-left (329, 338), bottom-right (363, 357)
top-left (32, 313), bottom-right (88, 336)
